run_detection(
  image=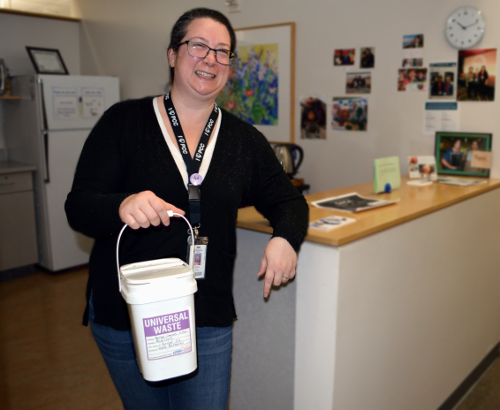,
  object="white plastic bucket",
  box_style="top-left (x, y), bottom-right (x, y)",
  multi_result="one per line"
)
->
top-left (116, 211), bottom-right (198, 382)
